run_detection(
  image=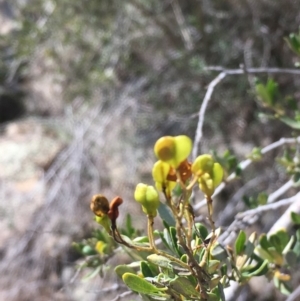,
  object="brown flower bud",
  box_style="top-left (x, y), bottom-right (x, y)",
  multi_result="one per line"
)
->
top-left (90, 194), bottom-right (110, 217)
